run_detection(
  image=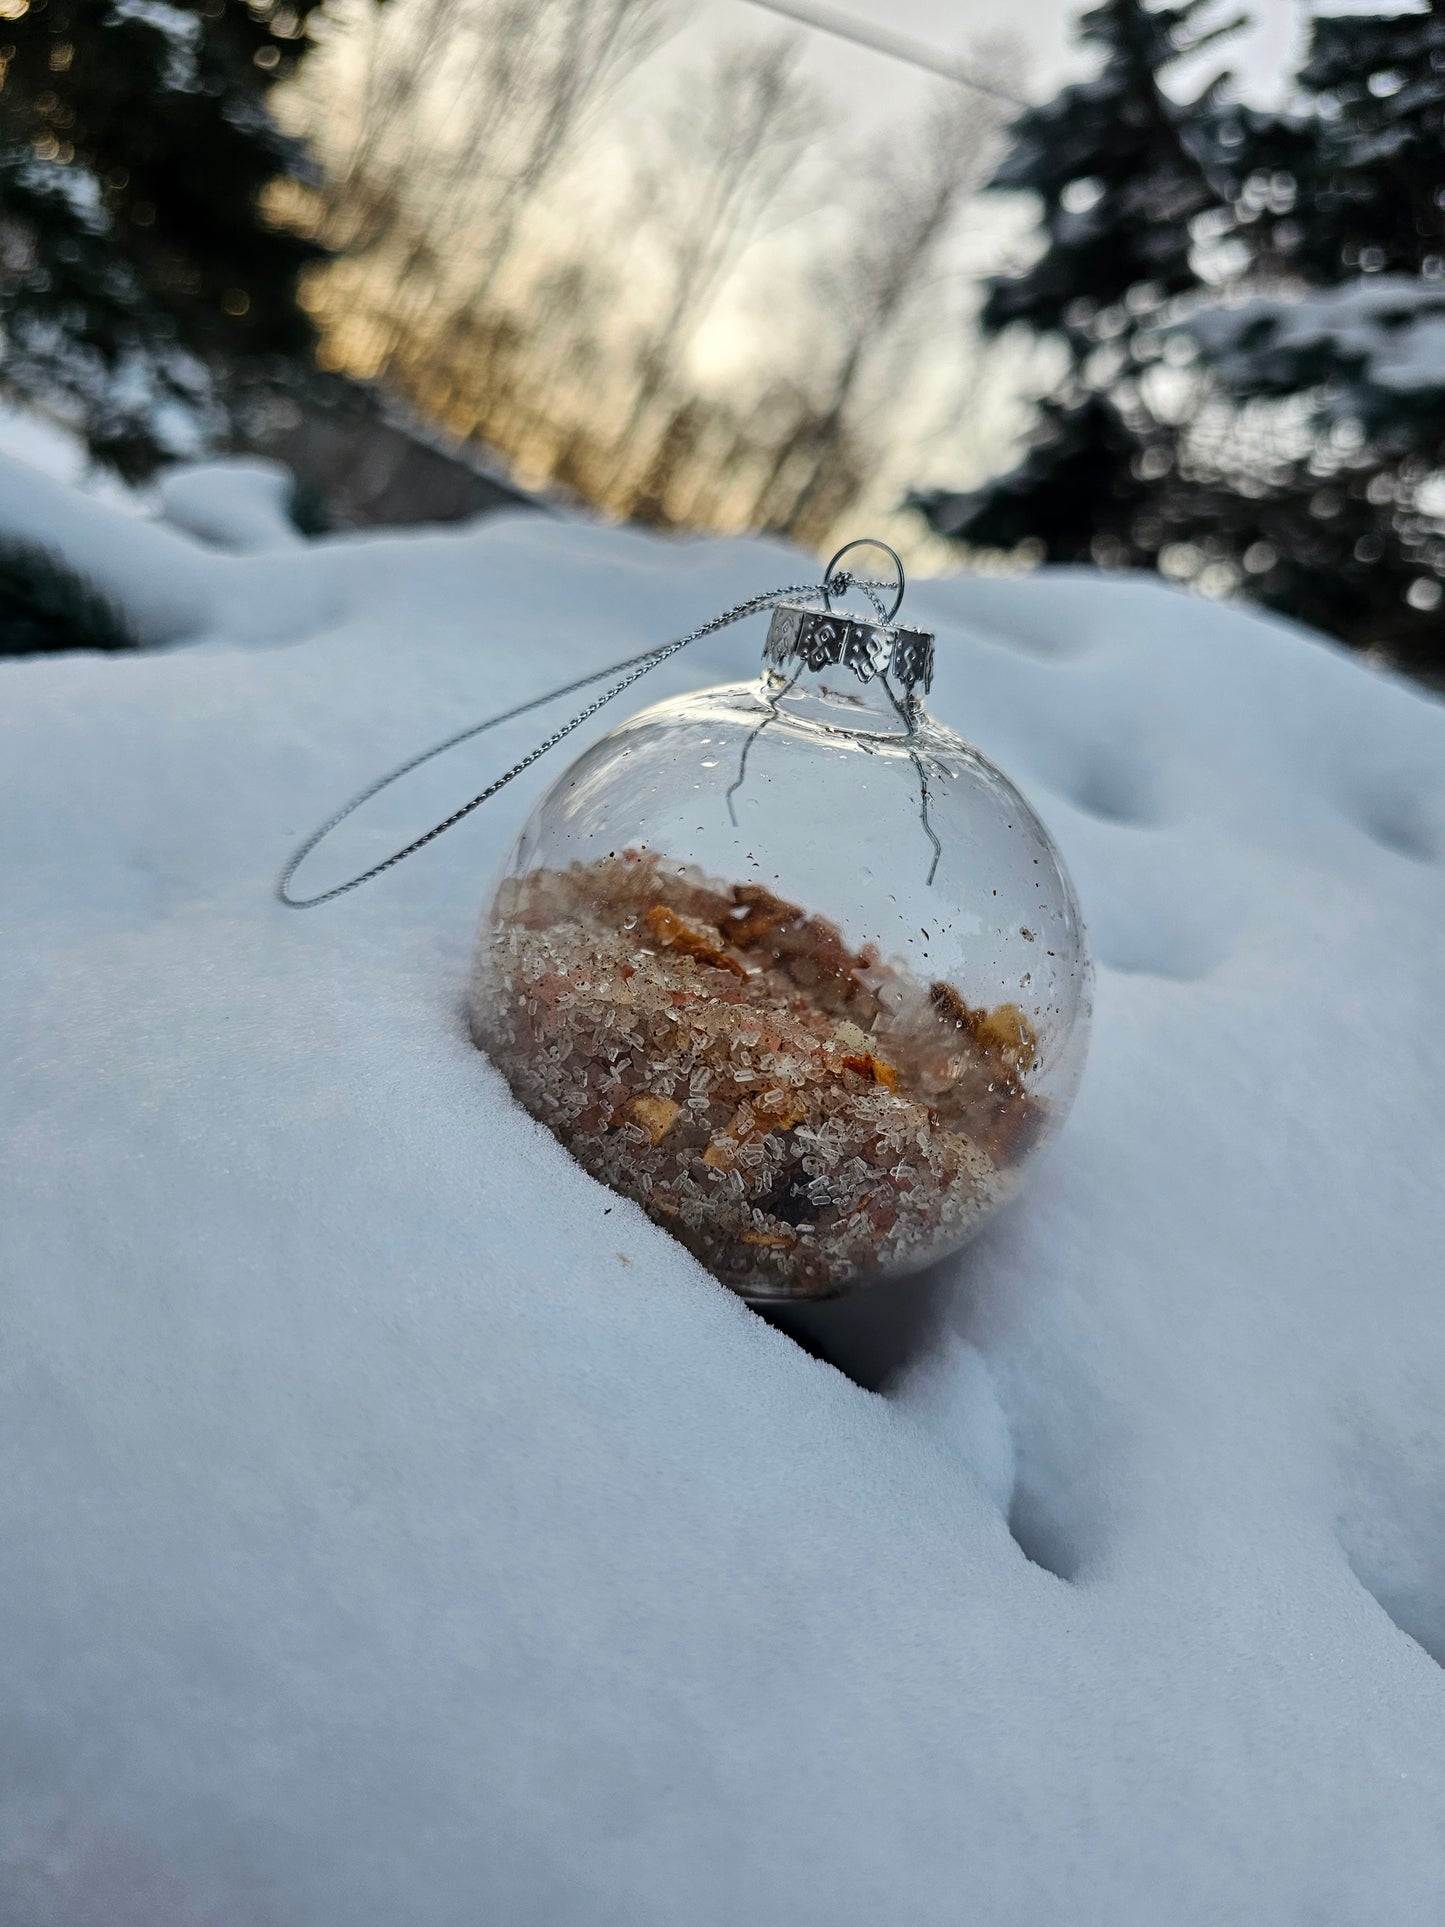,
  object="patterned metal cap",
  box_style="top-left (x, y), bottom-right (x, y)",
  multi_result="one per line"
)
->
top-left (764, 599), bottom-right (935, 696)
